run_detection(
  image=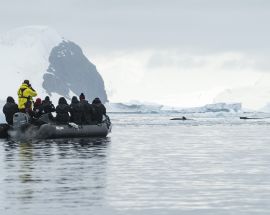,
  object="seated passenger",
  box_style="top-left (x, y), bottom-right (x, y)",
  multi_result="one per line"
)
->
top-left (2, 96), bottom-right (19, 125)
top-left (42, 96), bottom-right (55, 120)
top-left (24, 99), bottom-right (36, 118)
top-left (23, 99), bottom-right (43, 126)
top-left (79, 93), bottom-right (93, 124)
top-left (33, 98), bottom-right (44, 118)
top-left (27, 99), bottom-right (49, 126)
top-left (70, 96), bottom-right (83, 124)
top-left (92, 97), bottom-right (106, 123)
top-left (55, 97), bottom-right (70, 124)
